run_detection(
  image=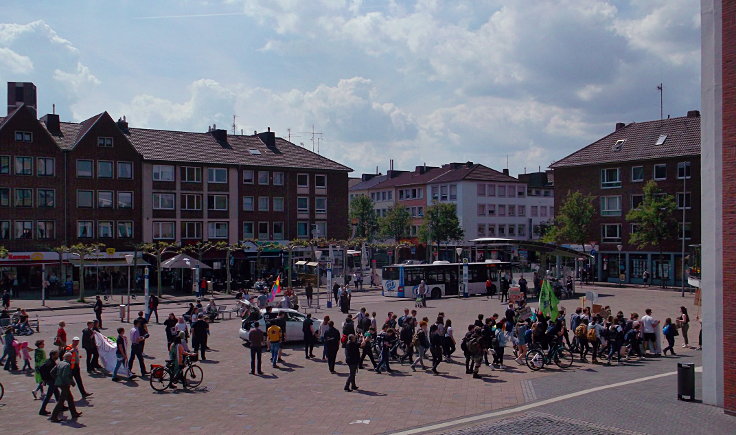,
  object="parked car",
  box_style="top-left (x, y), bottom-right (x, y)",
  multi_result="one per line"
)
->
top-left (238, 308), bottom-right (322, 345)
